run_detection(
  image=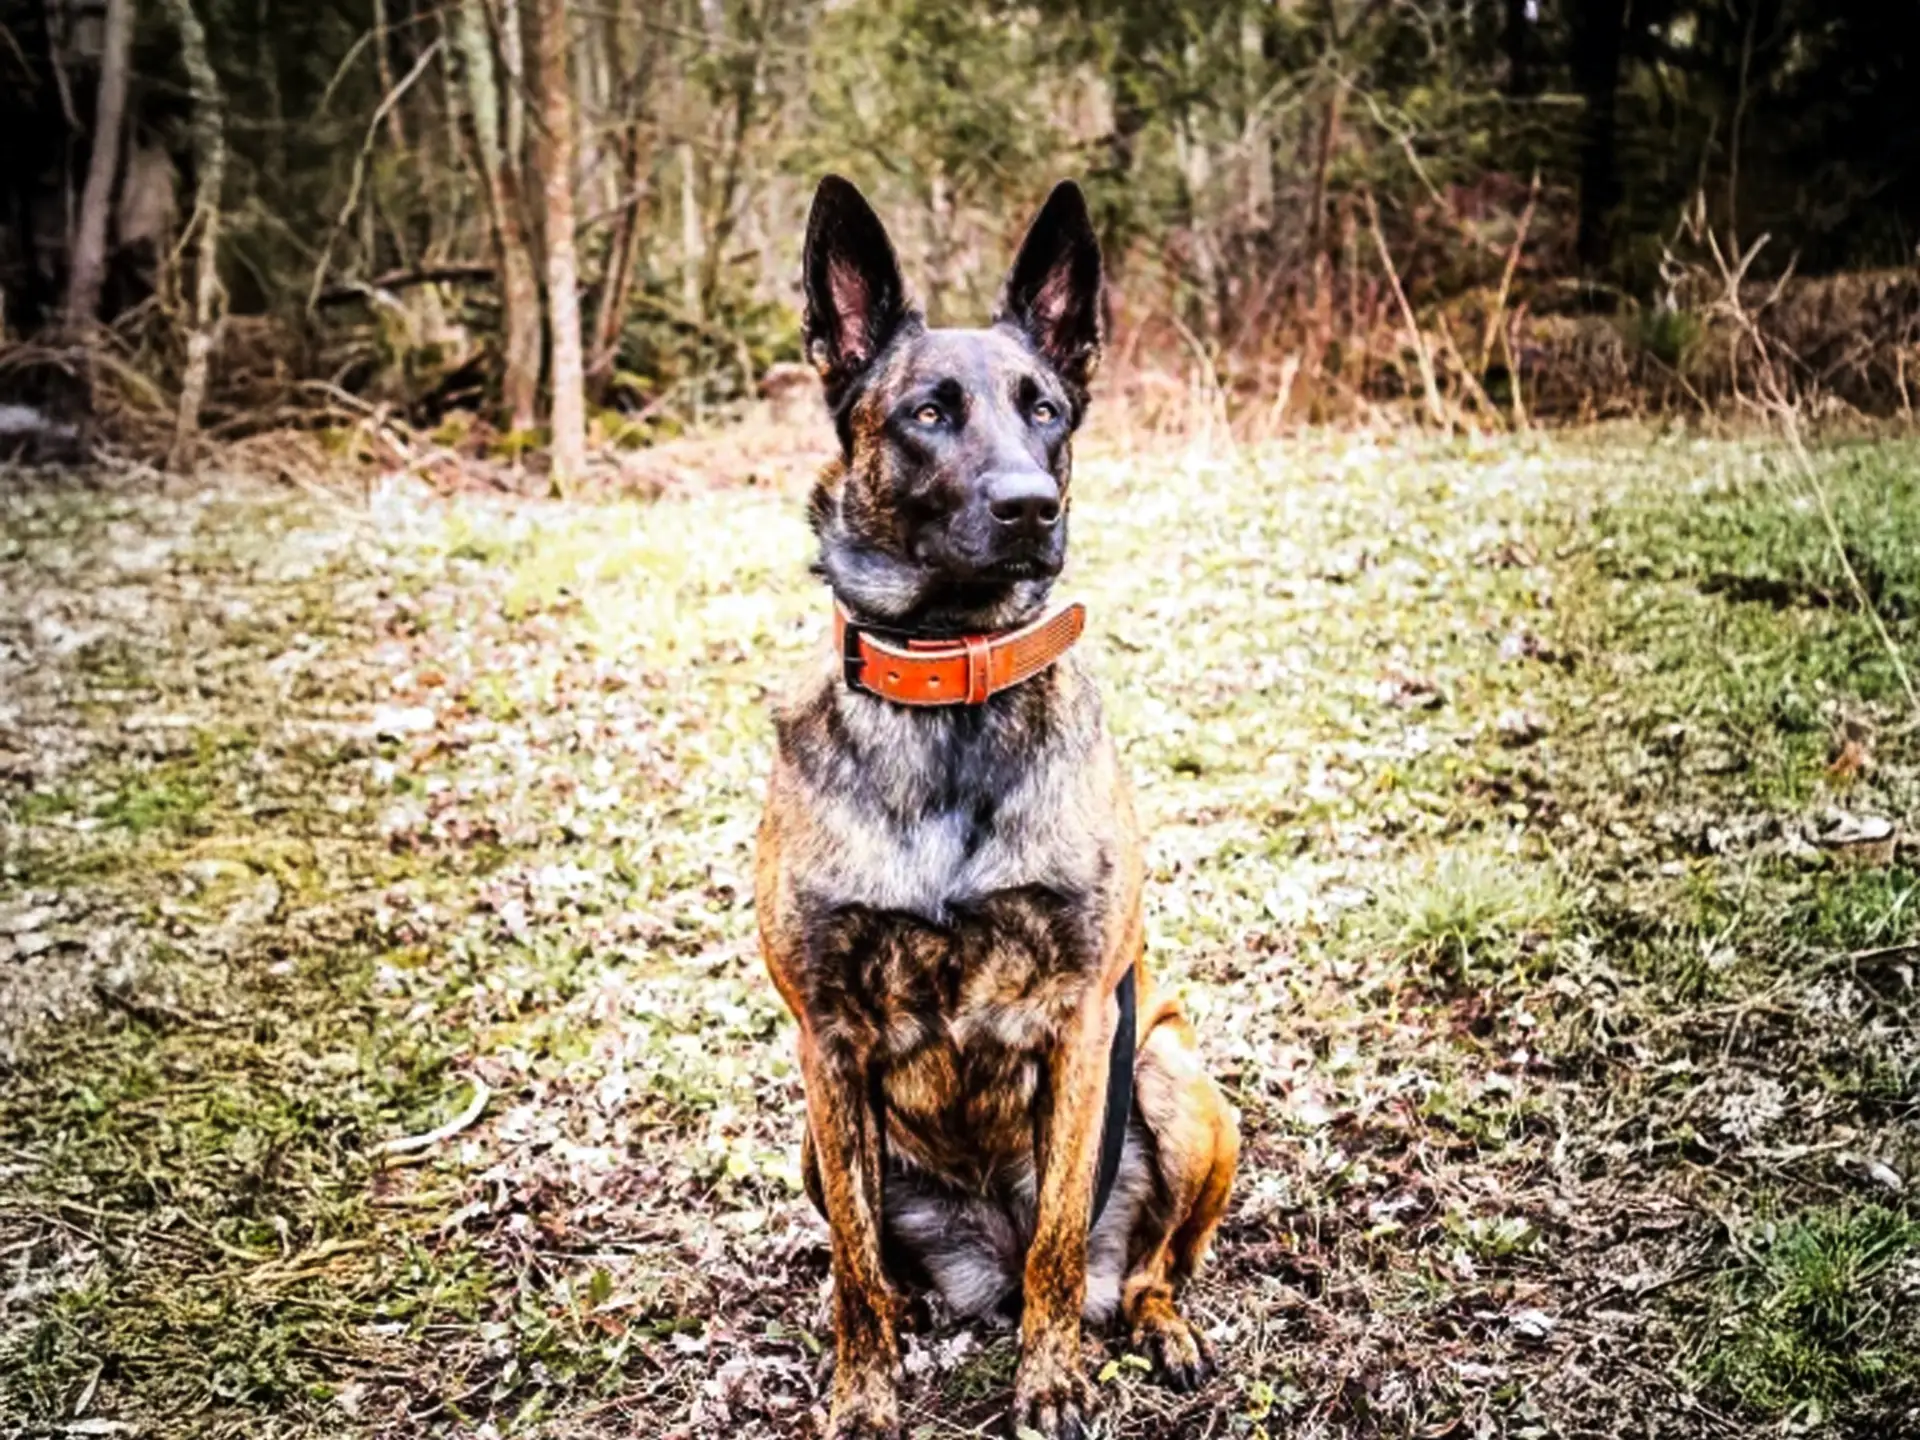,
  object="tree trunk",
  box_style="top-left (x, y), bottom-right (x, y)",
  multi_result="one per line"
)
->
top-left (64, 0), bottom-right (132, 328)
top-left (586, 0), bottom-right (651, 401)
top-left (678, 141), bottom-right (701, 318)
top-left (699, 0), bottom-right (773, 314)
top-left (256, 0), bottom-right (287, 187)
top-left (1306, 77), bottom-right (1347, 271)
top-left (537, 0), bottom-right (586, 484)
top-left (1572, 0), bottom-right (1626, 271)
top-left (498, 0), bottom-right (527, 179)
top-left (372, 0), bottom-right (410, 155)
top-left (161, 0), bottom-right (225, 473)
top-left (457, 0), bottom-right (542, 430)
top-left (587, 127), bottom-right (649, 401)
